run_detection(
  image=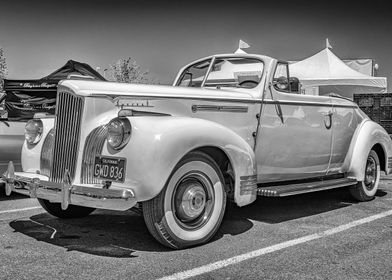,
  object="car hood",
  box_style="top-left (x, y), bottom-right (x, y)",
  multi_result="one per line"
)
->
top-left (58, 80), bottom-right (258, 102)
